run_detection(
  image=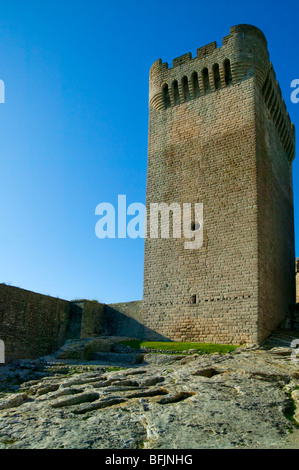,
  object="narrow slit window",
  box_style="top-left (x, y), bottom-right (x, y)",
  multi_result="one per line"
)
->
top-left (192, 72), bottom-right (200, 98)
top-left (273, 102), bottom-right (280, 123)
top-left (172, 80), bottom-right (180, 105)
top-left (162, 84), bottom-right (171, 109)
top-left (262, 75), bottom-right (270, 96)
top-left (213, 64), bottom-right (221, 90)
top-left (264, 82), bottom-right (272, 103)
top-left (270, 96), bottom-right (278, 116)
top-left (202, 68), bottom-right (210, 93)
top-left (224, 59), bottom-right (232, 86)
top-left (182, 76), bottom-right (190, 102)
top-left (277, 113), bottom-right (283, 134)
top-left (191, 294), bottom-right (197, 304)
top-left (267, 90), bottom-right (275, 112)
